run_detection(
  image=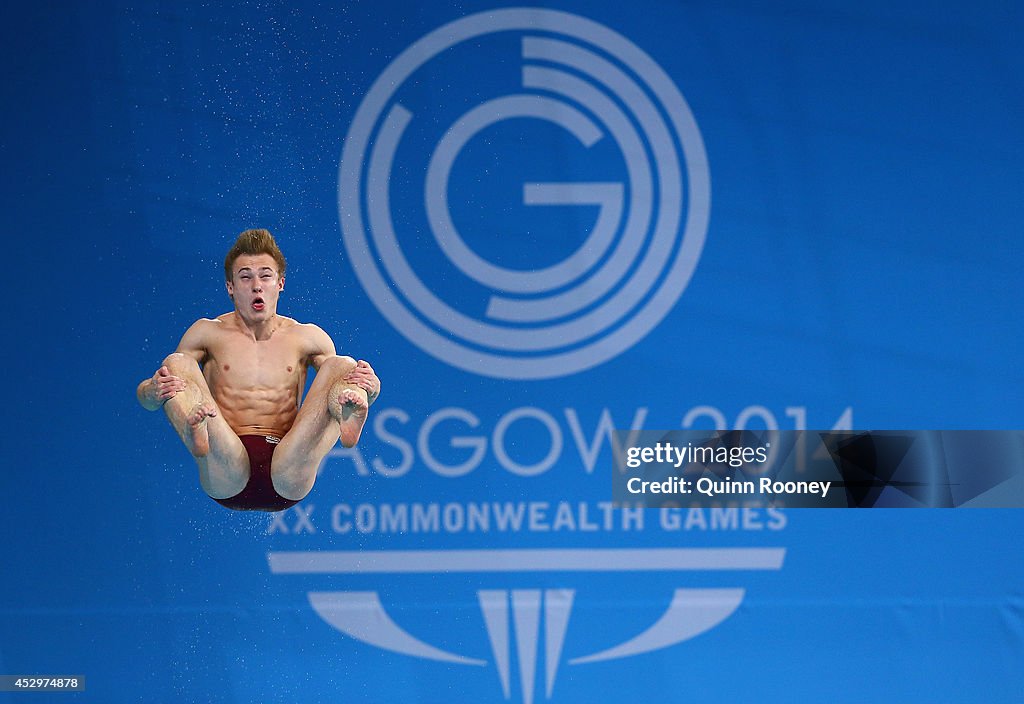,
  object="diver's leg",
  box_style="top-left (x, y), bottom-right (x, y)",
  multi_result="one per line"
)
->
top-left (160, 353), bottom-right (249, 498)
top-left (271, 355), bottom-right (368, 500)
